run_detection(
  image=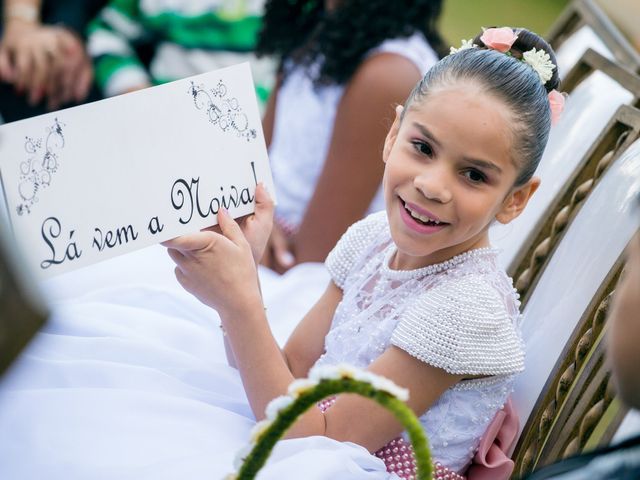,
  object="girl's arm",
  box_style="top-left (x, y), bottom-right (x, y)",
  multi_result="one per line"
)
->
top-left (165, 205), bottom-right (463, 453)
top-left (228, 288), bottom-right (461, 450)
top-left (223, 269), bottom-right (339, 373)
top-left (281, 280), bottom-right (341, 377)
top-left (289, 53), bottom-right (422, 266)
top-left (164, 210), bottom-right (339, 418)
